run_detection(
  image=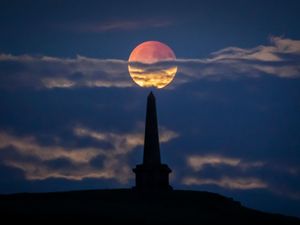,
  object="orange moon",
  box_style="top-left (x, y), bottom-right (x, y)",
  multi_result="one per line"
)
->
top-left (128, 41), bottom-right (177, 88)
